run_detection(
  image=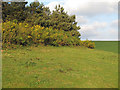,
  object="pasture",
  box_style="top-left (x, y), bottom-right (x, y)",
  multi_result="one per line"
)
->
top-left (93, 41), bottom-right (118, 53)
top-left (2, 41), bottom-right (118, 88)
